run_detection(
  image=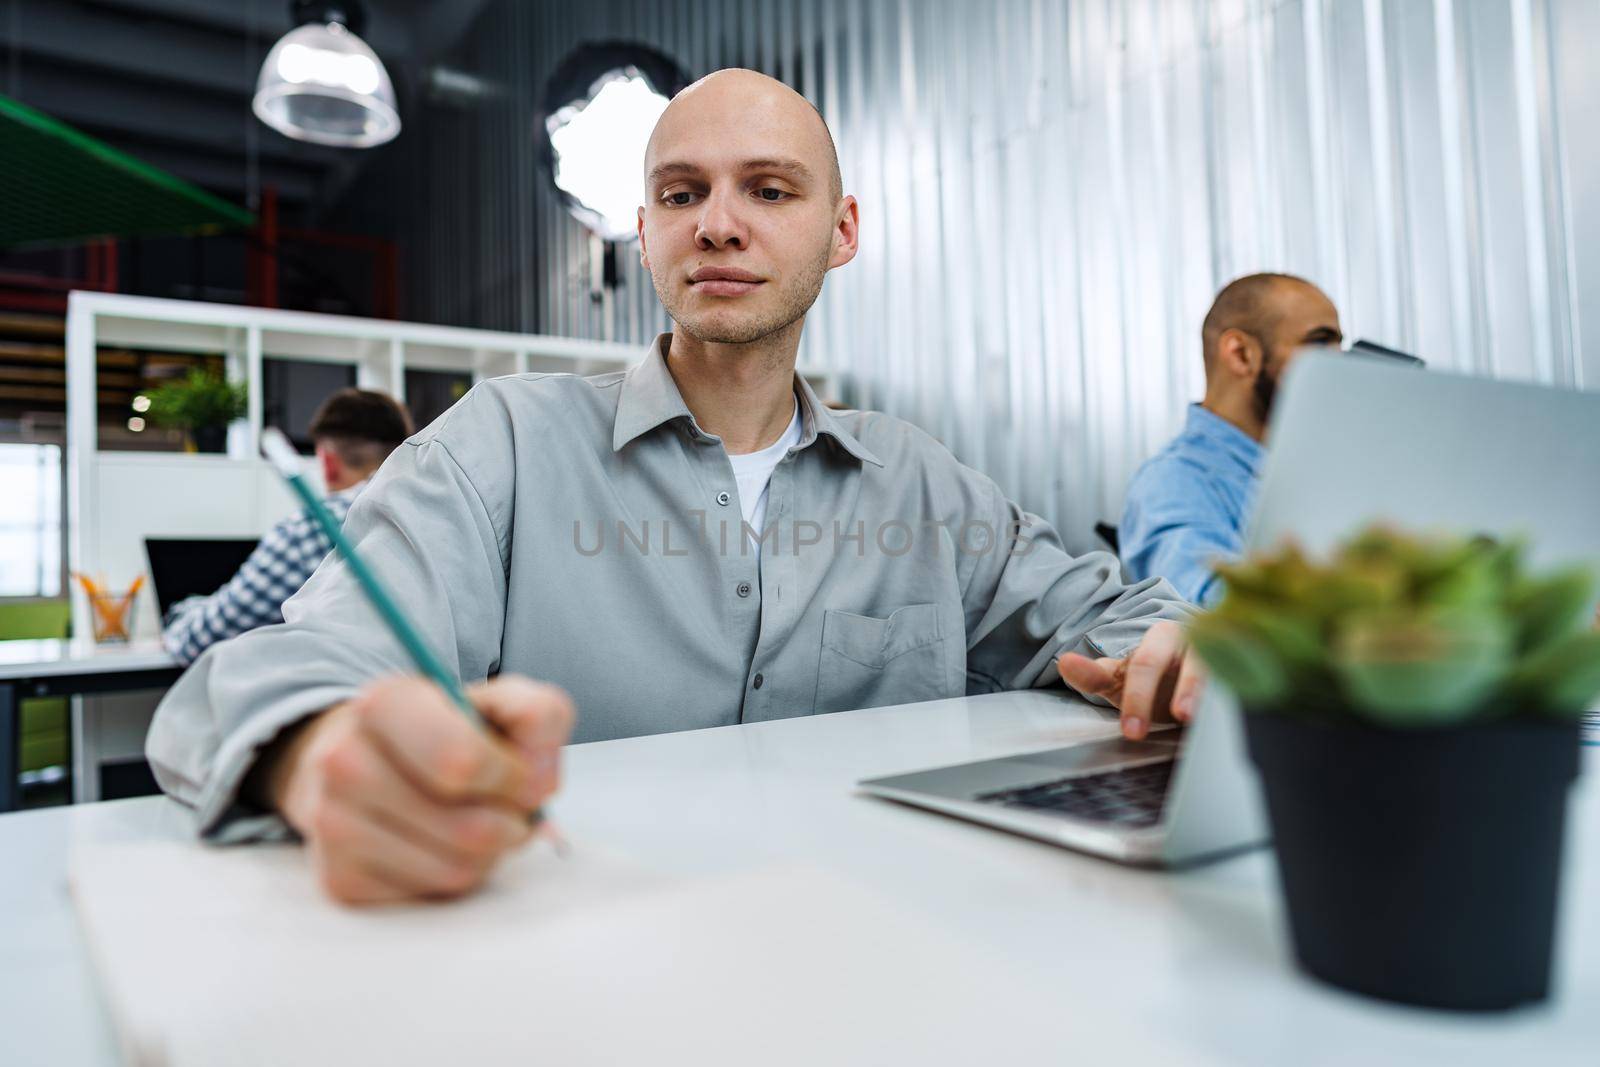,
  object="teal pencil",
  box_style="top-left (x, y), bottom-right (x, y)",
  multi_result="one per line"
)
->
top-left (260, 428), bottom-right (545, 828)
